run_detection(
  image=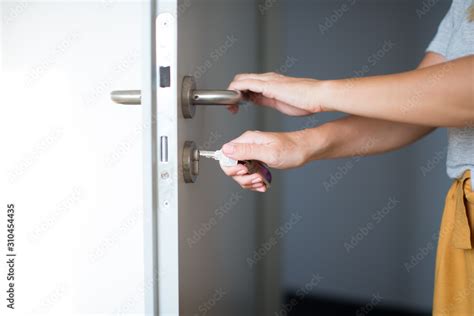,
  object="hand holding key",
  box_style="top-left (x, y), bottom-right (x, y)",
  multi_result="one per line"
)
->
top-left (200, 149), bottom-right (272, 192)
top-left (218, 130), bottom-right (309, 192)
